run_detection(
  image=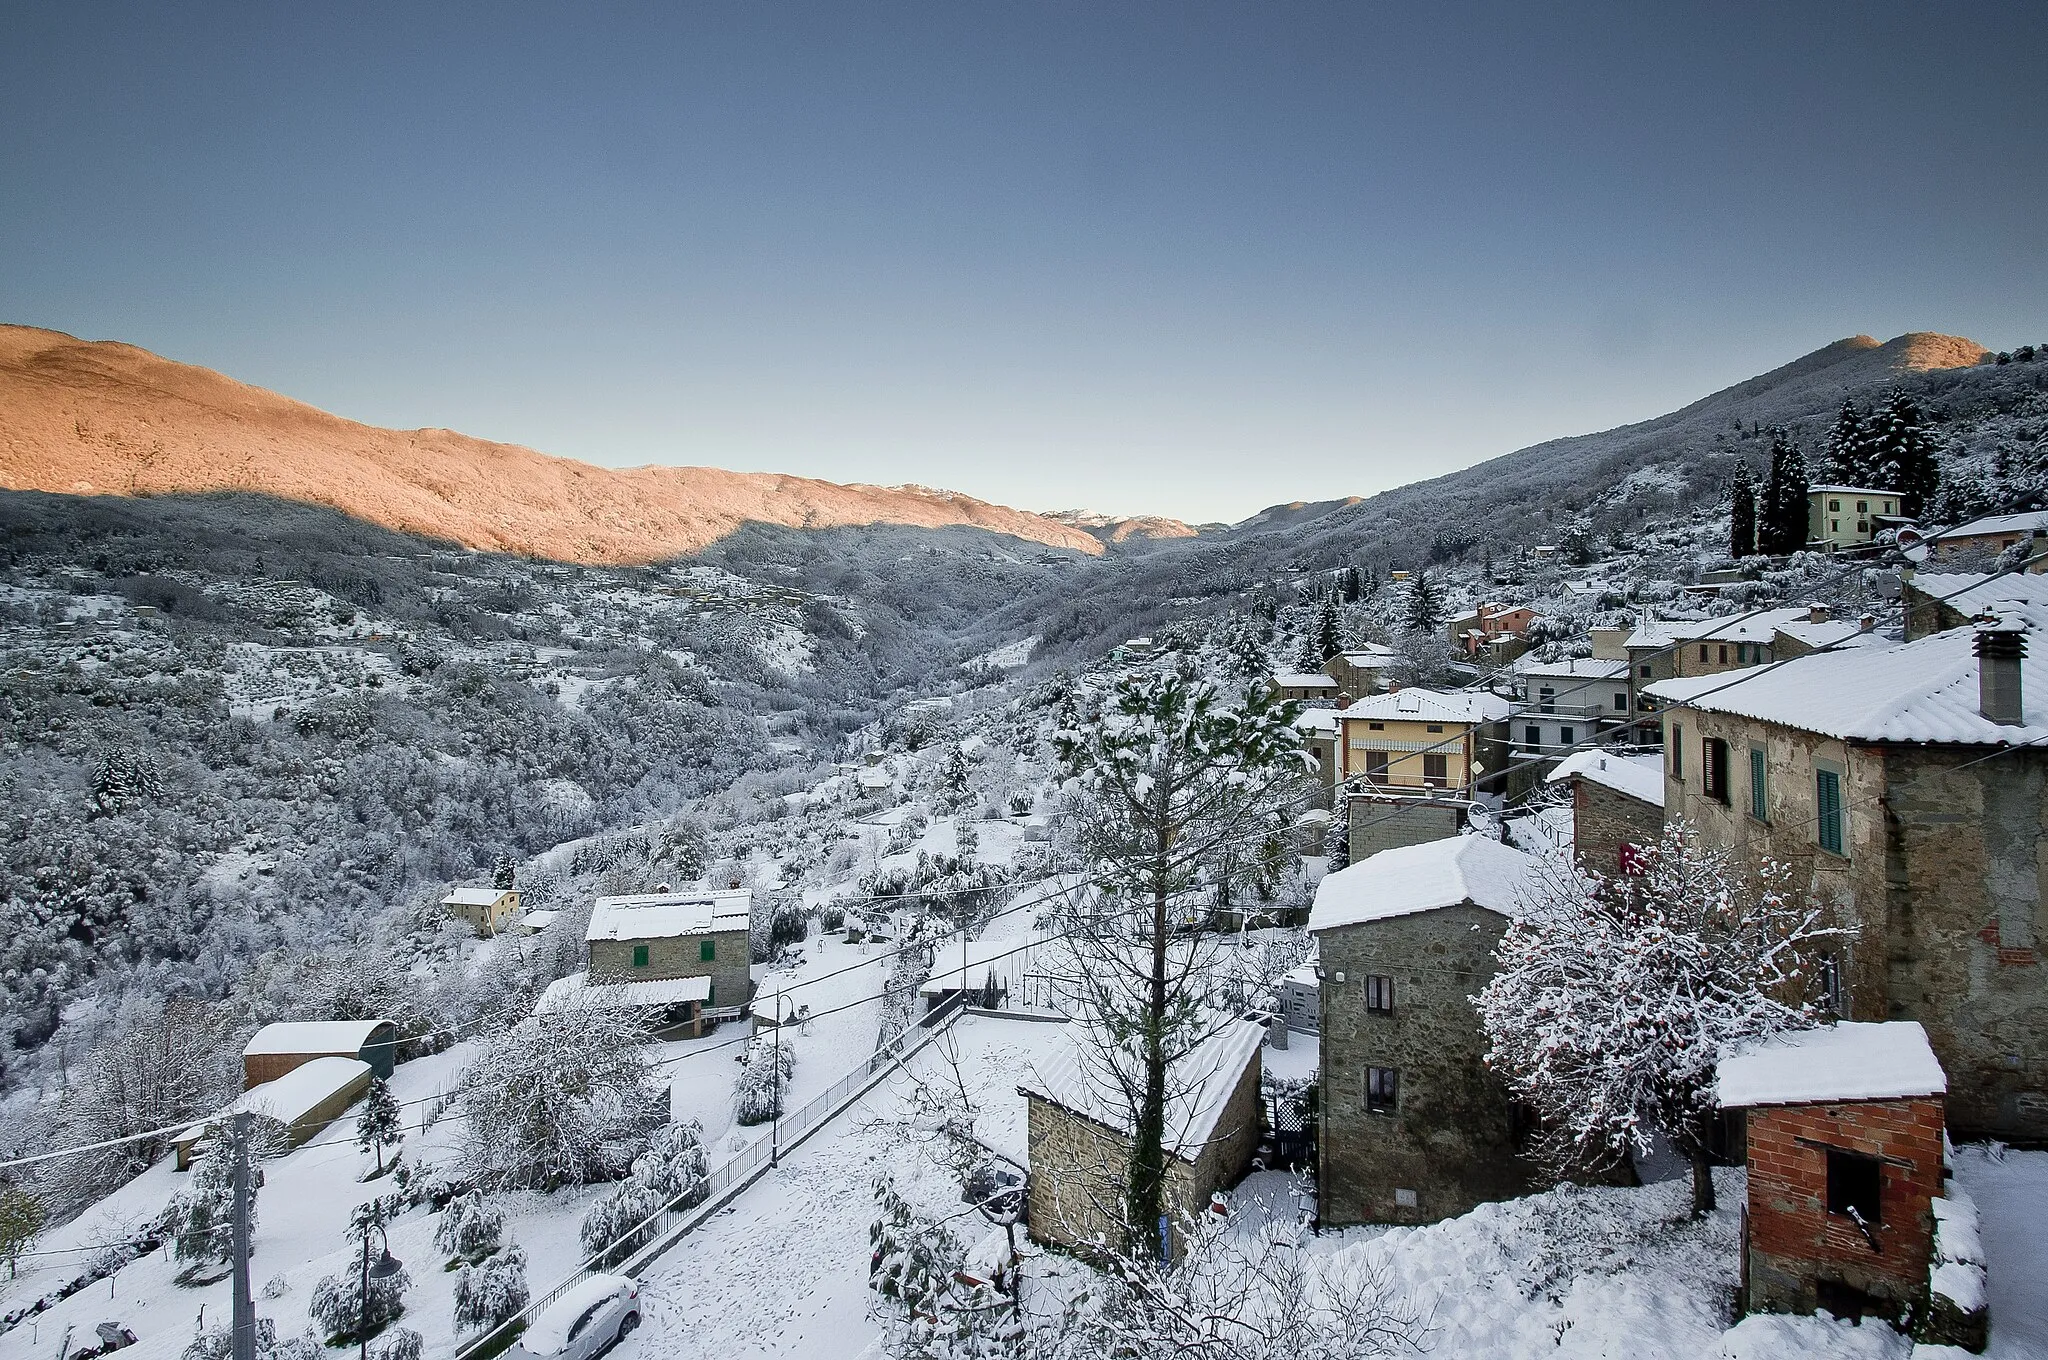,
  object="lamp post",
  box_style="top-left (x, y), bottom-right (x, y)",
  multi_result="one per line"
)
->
top-left (770, 992), bottom-right (784, 1167)
top-left (357, 1203), bottom-right (403, 1360)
